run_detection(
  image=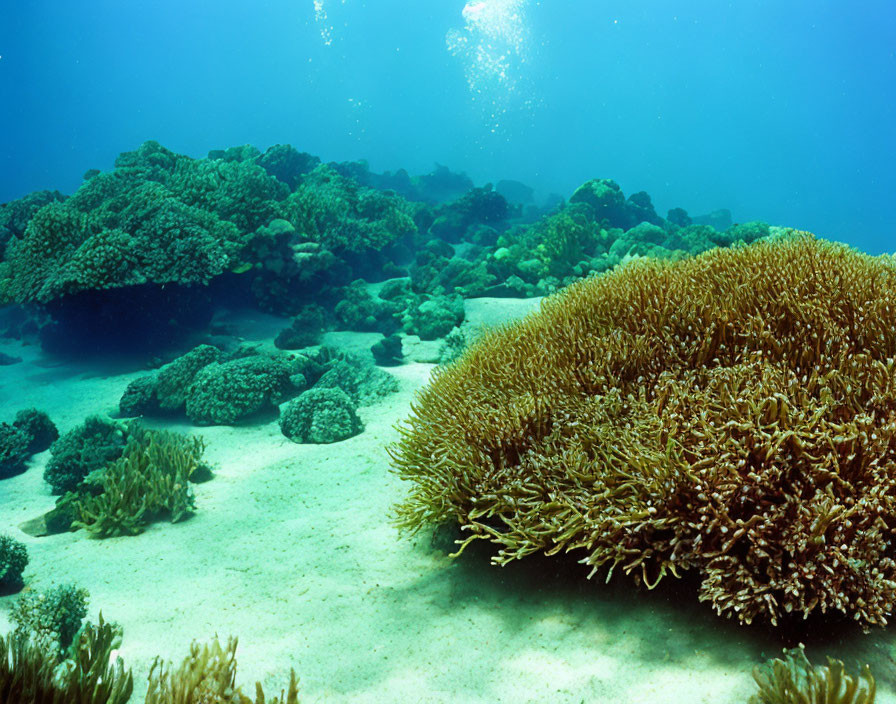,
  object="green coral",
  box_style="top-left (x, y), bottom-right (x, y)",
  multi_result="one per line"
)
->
top-left (0, 189), bottom-right (65, 241)
top-left (72, 426), bottom-right (206, 537)
top-left (155, 344), bottom-right (223, 410)
top-left (0, 534), bottom-right (28, 590)
top-left (0, 422), bottom-right (30, 479)
top-left (10, 583), bottom-right (89, 656)
top-left (43, 416), bottom-right (128, 494)
top-left (280, 387), bottom-right (362, 444)
top-left (119, 374), bottom-right (160, 417)
top-left (185, 355), bottom-right (300, 425)
top-left (283, 164), bottom-right (416, 253)
top-left (313, 354), bottom-right (399, 405)
top-left (335, 279), bottom-right (401, 332)
top-left (0, 141), bottom-right (292, 304)
top-left (254, 143), bottom-right (320, 189)
top-left (0, 614), bottom-right (133, 704)
top-left (402, 294), bottom-right (464, 340)
top-left (750, 646), bottom-right (875, 704)
top-left (171, 157), bottom-right (288, 233)
top-left (12, 408), bottom-right (58, 454)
